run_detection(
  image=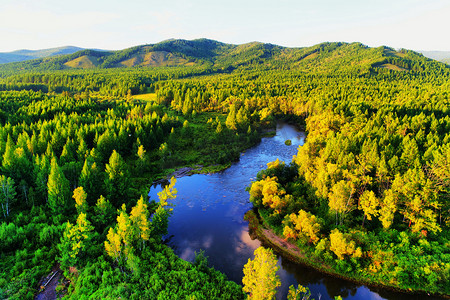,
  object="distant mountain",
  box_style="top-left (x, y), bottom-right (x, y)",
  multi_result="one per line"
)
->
top-left (418, 51), bottom-right (450, 64)
top-left (0, 46), bottom-right (85, 64)
top-left (0, 39), bottom-right (447, 74)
